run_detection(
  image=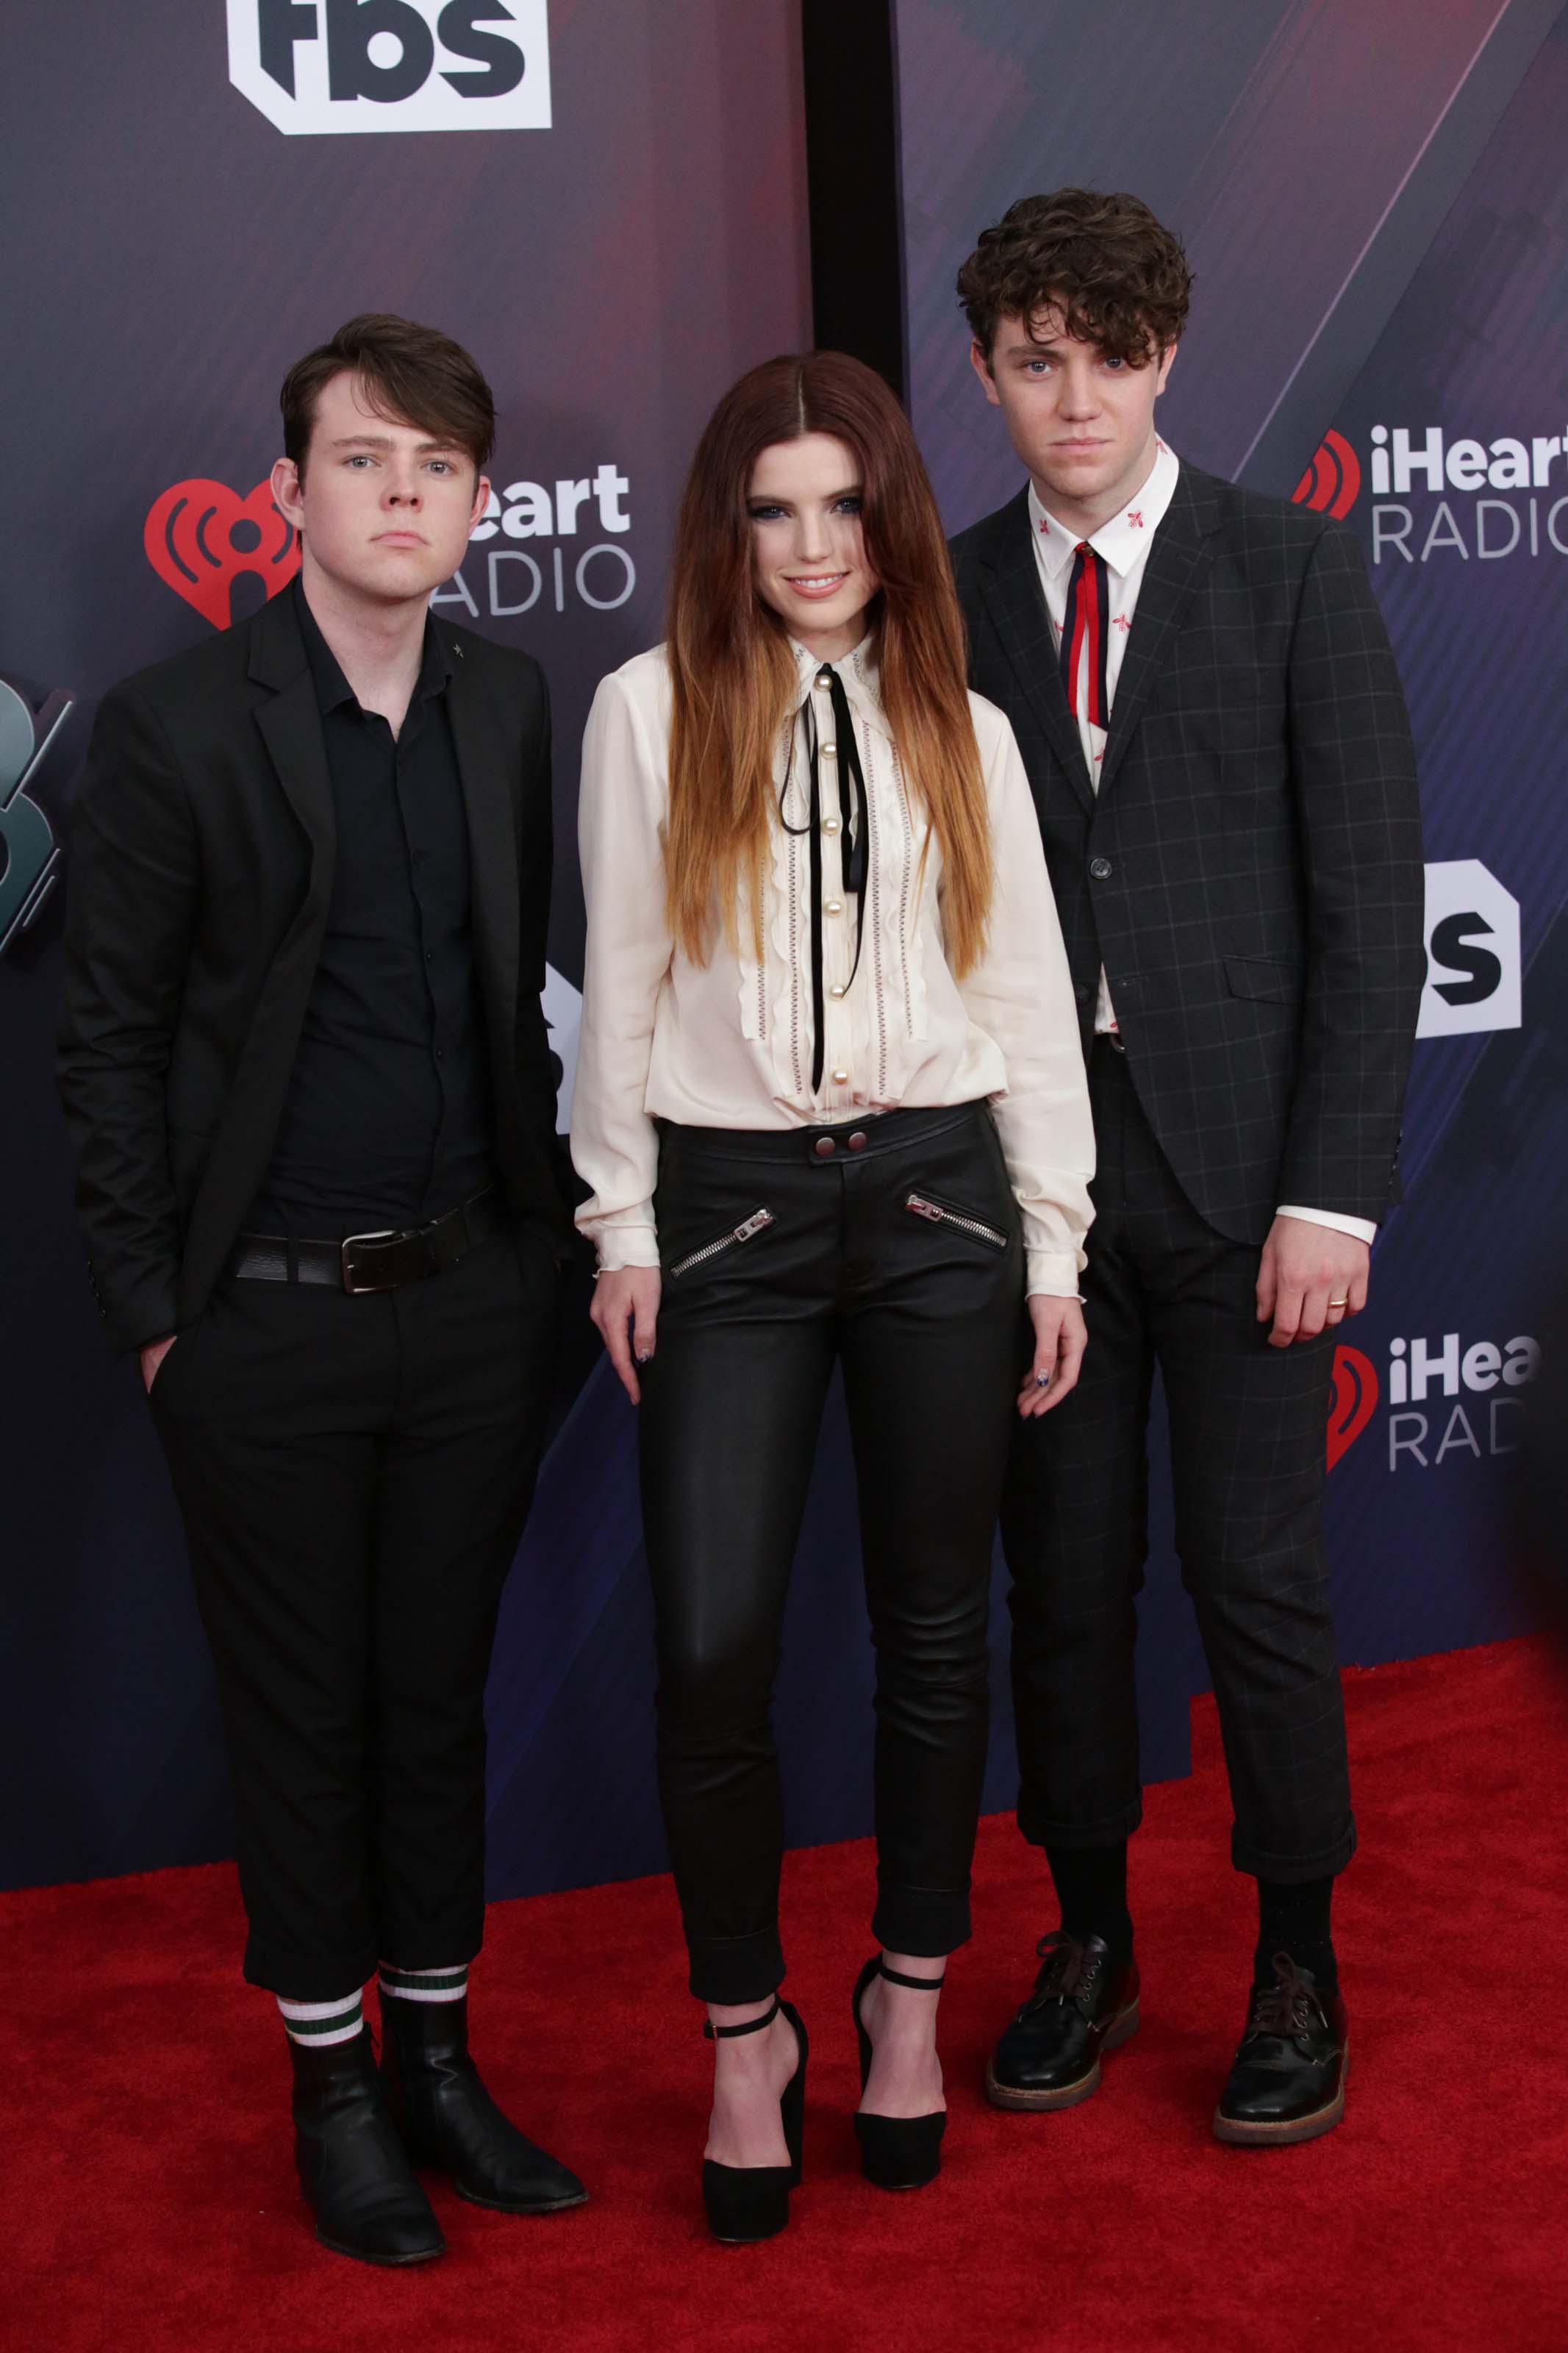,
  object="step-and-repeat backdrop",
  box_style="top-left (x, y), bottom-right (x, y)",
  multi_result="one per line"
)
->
top-left (1, 0), bottom-right (812, 1893)
top-left (5, 0), bottom-right (1563, 1901)
top-left (899, 0), bottom-right (1568, 1783)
